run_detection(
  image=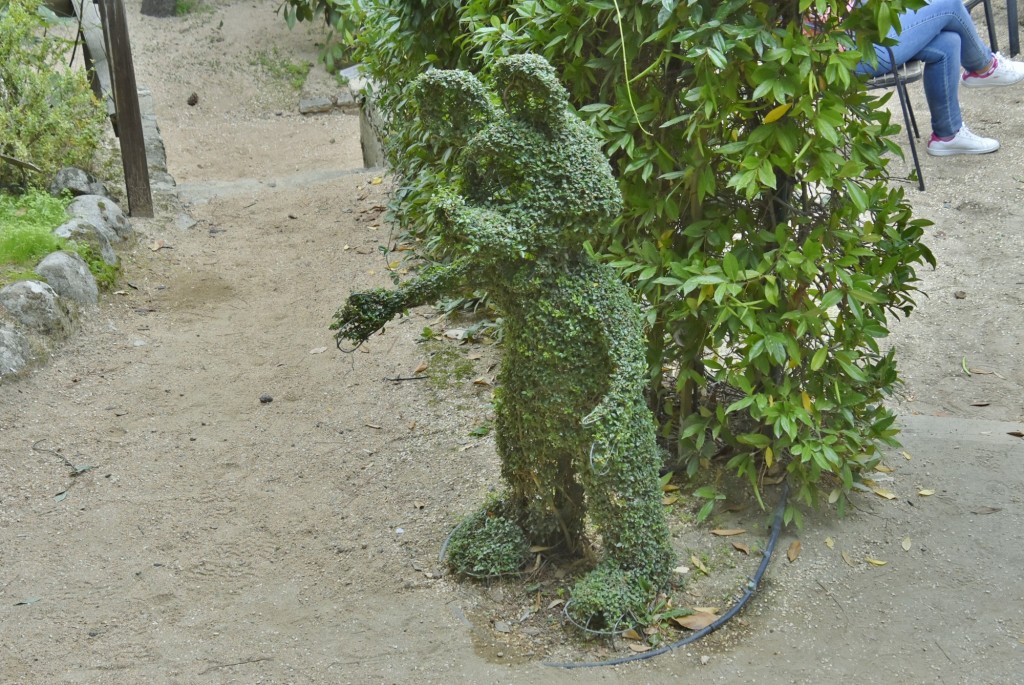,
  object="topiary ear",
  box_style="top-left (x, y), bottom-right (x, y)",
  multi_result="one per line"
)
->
top-left (492, 54), bottom-right (569, 129)
top-left (414, 69), bottom-right (494, 144)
